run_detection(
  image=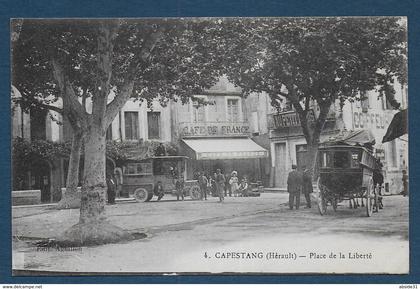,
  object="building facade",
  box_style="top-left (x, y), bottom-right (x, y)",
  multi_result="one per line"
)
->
top-left (11, 77), bottom-right (272, 202)
top-left (12, 86), bottom-right (65, 202)
top-left (267, 83), bottom-right (408, 194)
top-left (171, 76), bottom-right (271, 184)
top-left (12, 76), bottom-right (407, 203)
